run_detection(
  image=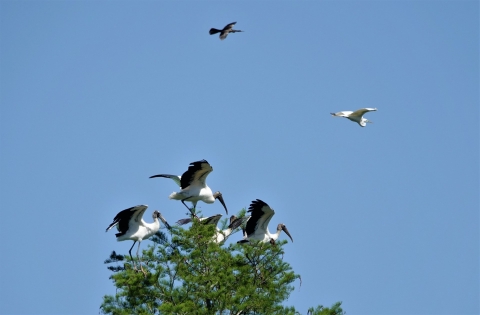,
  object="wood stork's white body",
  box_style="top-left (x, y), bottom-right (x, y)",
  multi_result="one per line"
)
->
top-left (150, 160), bottom-right (228, 216)
top-left (106, 205), bottom-right (168, 273)
top-left (170, 184), bottom-right (216, 205)
top-left (238, 199), bottom-right (293, 245)
top-left (331, 107), bottom-right (377, 127)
